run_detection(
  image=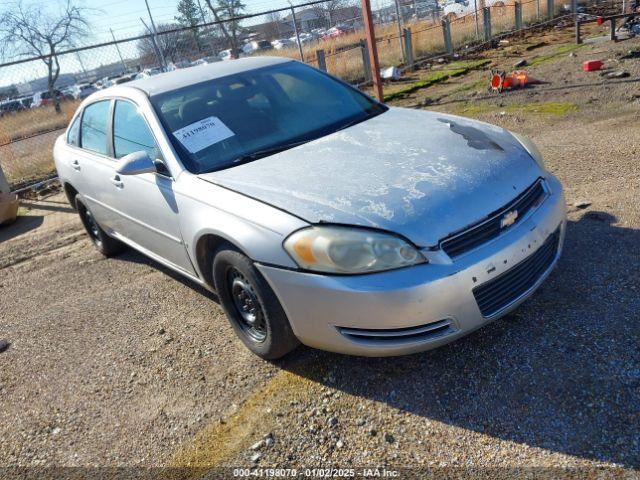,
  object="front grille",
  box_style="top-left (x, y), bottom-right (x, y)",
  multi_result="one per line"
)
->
top-left (441, 179), bottom-right (547, 258)
top-left (337, 319), bottom-right (454, 344)
top-left (473, 228), bottom-right (560, 318)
